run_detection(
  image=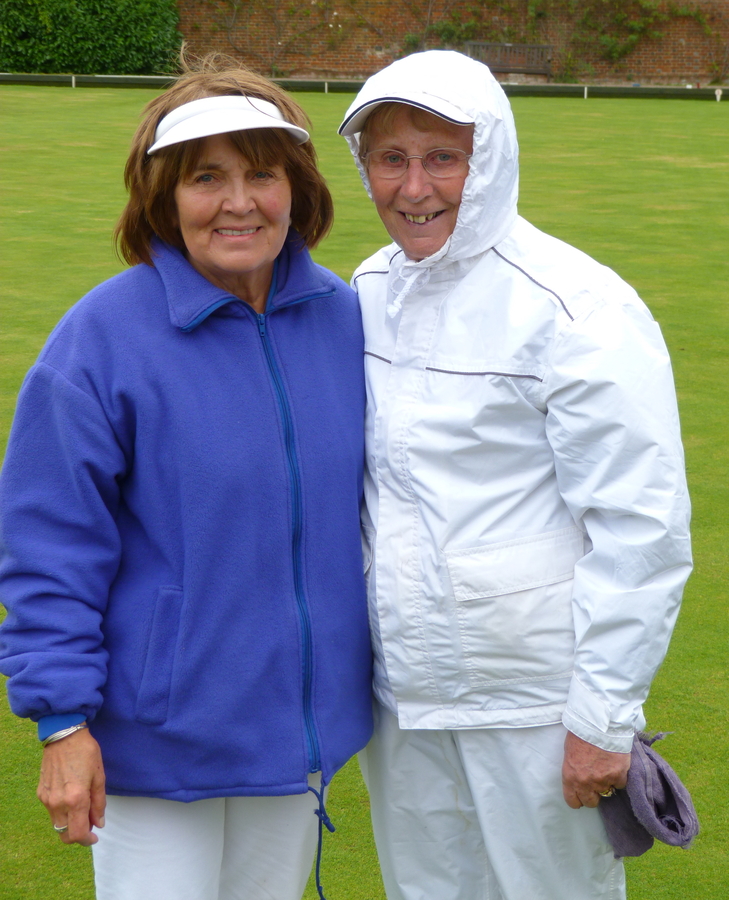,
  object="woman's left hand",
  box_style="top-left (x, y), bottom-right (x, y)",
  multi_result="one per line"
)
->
top-left (37, 728), bottom-right (106, 845)
top-left (561, 730), bottom-right (630, 809)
